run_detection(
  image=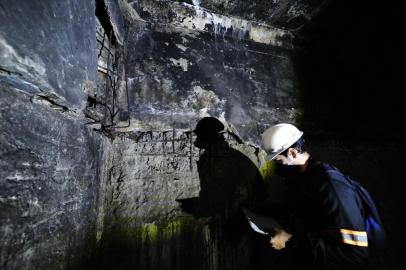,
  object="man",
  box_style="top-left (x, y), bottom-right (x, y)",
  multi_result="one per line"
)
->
top-left (260, 123), bottom-right (388, 270)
